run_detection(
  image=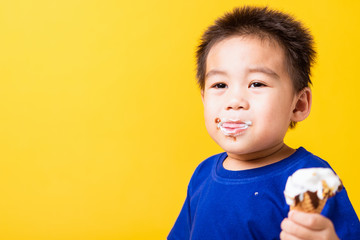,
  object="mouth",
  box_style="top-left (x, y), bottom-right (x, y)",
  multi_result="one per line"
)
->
top-left (216, 118), bottom-right (252, 136)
